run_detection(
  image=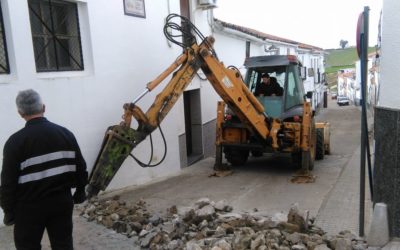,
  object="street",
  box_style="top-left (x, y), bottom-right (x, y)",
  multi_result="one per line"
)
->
top-left (0, 97), bottom-right (371, 249)
top-left (108, 97), bottom-right (363, 219)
